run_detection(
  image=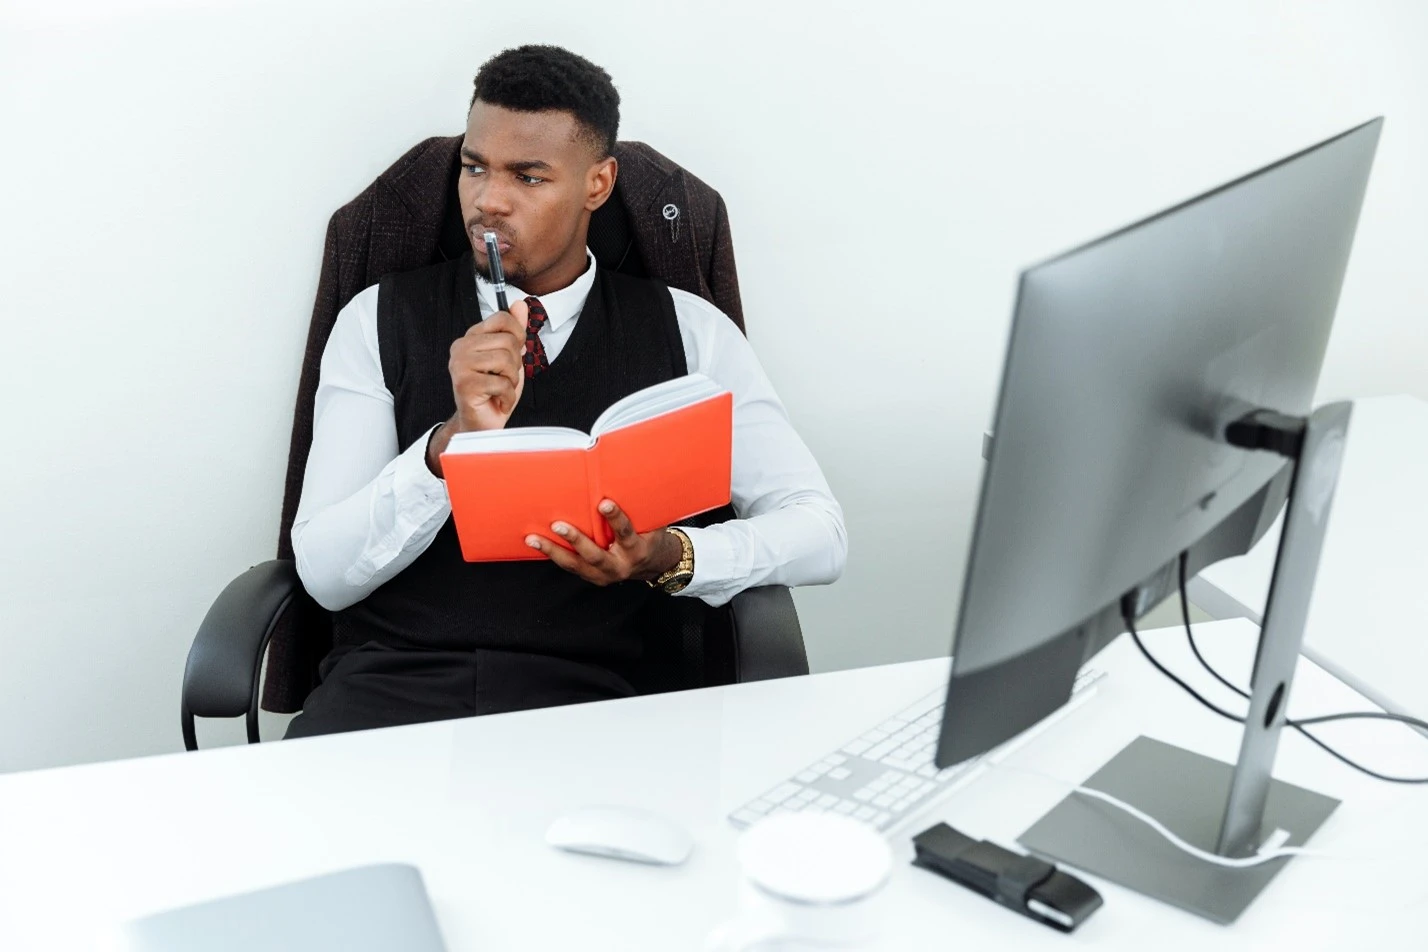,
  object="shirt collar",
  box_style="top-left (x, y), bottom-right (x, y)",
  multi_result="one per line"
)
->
top-left (474, 248), bottom-right (595, 333)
